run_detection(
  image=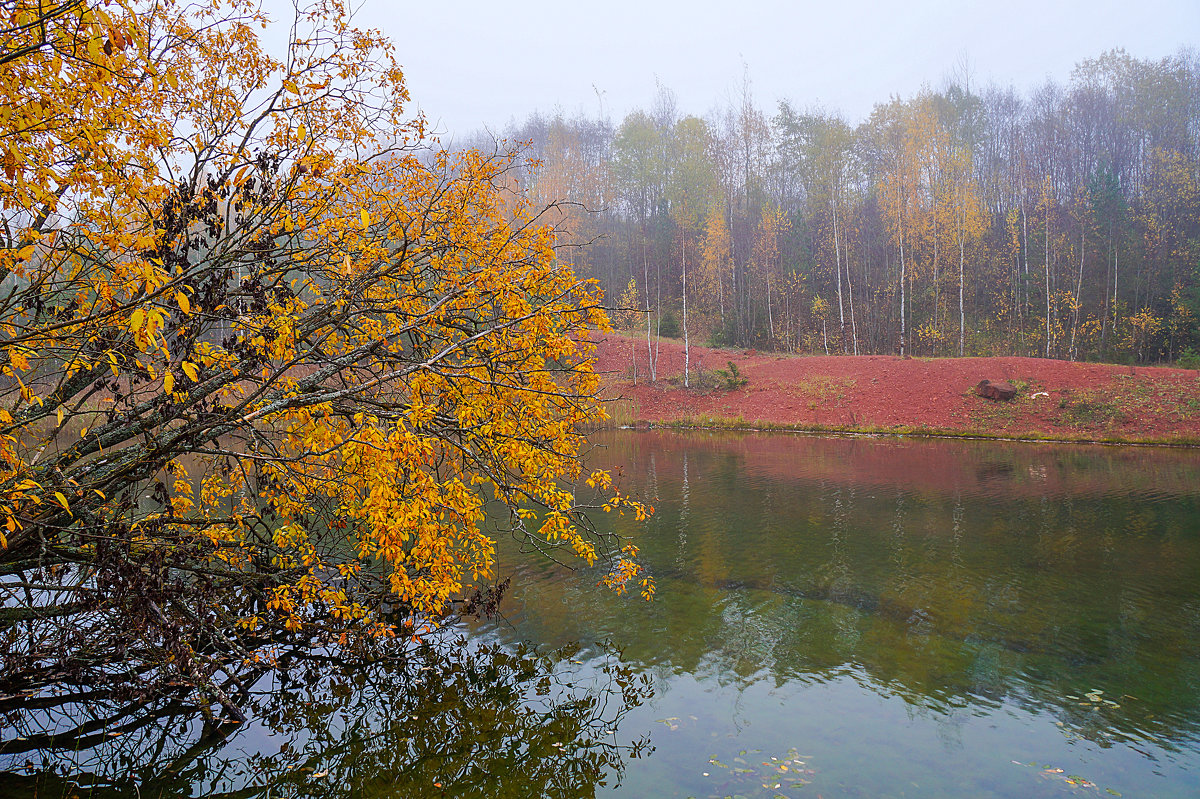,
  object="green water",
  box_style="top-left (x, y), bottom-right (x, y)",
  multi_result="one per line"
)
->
top-left (483, 430), bottom-right (1200, 798)
top-left (5, 430), bottom-right (1200, 797)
